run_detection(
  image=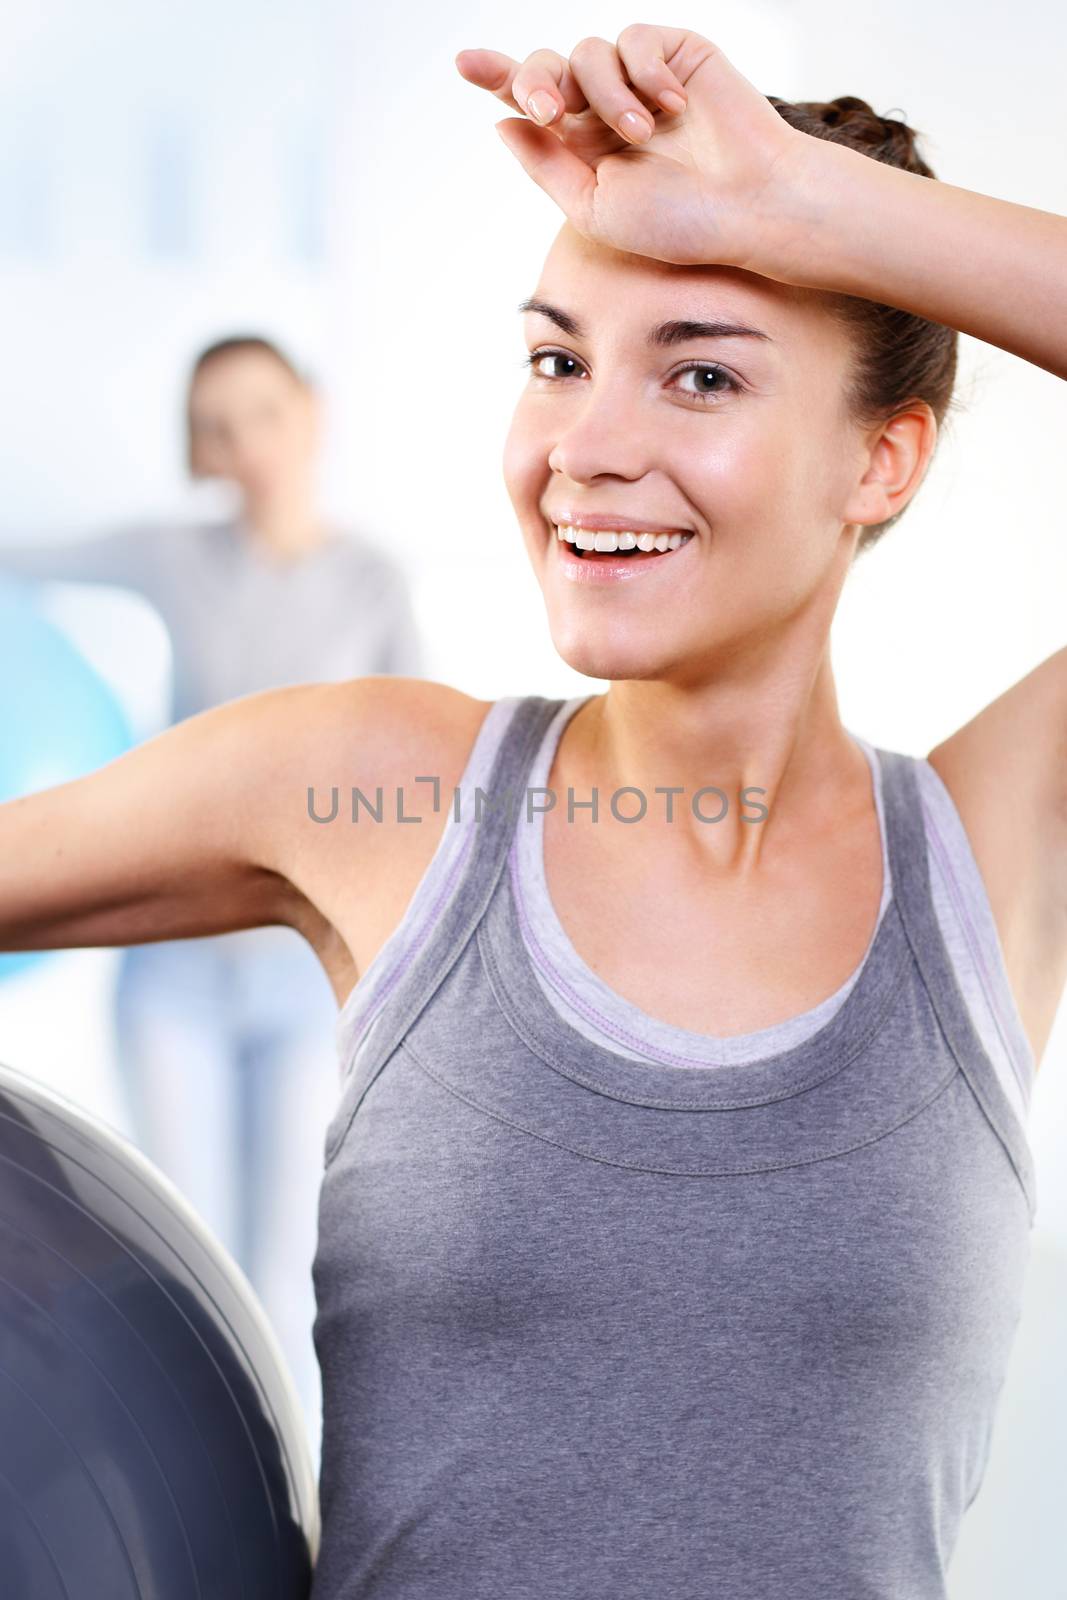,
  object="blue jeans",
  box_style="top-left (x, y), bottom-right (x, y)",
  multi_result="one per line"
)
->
top-left (113, 927), bottom-right (341, 1470)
